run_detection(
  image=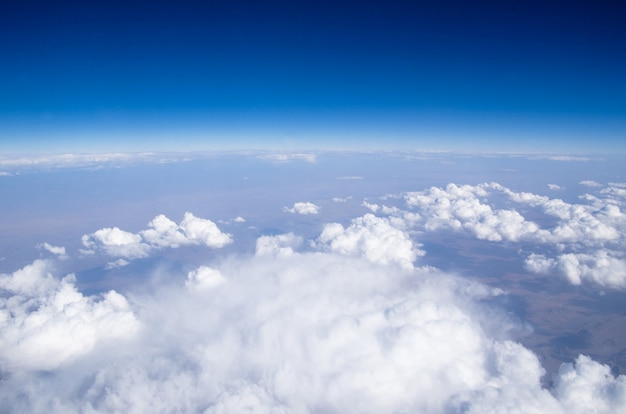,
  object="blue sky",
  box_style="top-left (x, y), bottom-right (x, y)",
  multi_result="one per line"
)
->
top-left (1, 0), bottom-right (625, 153)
